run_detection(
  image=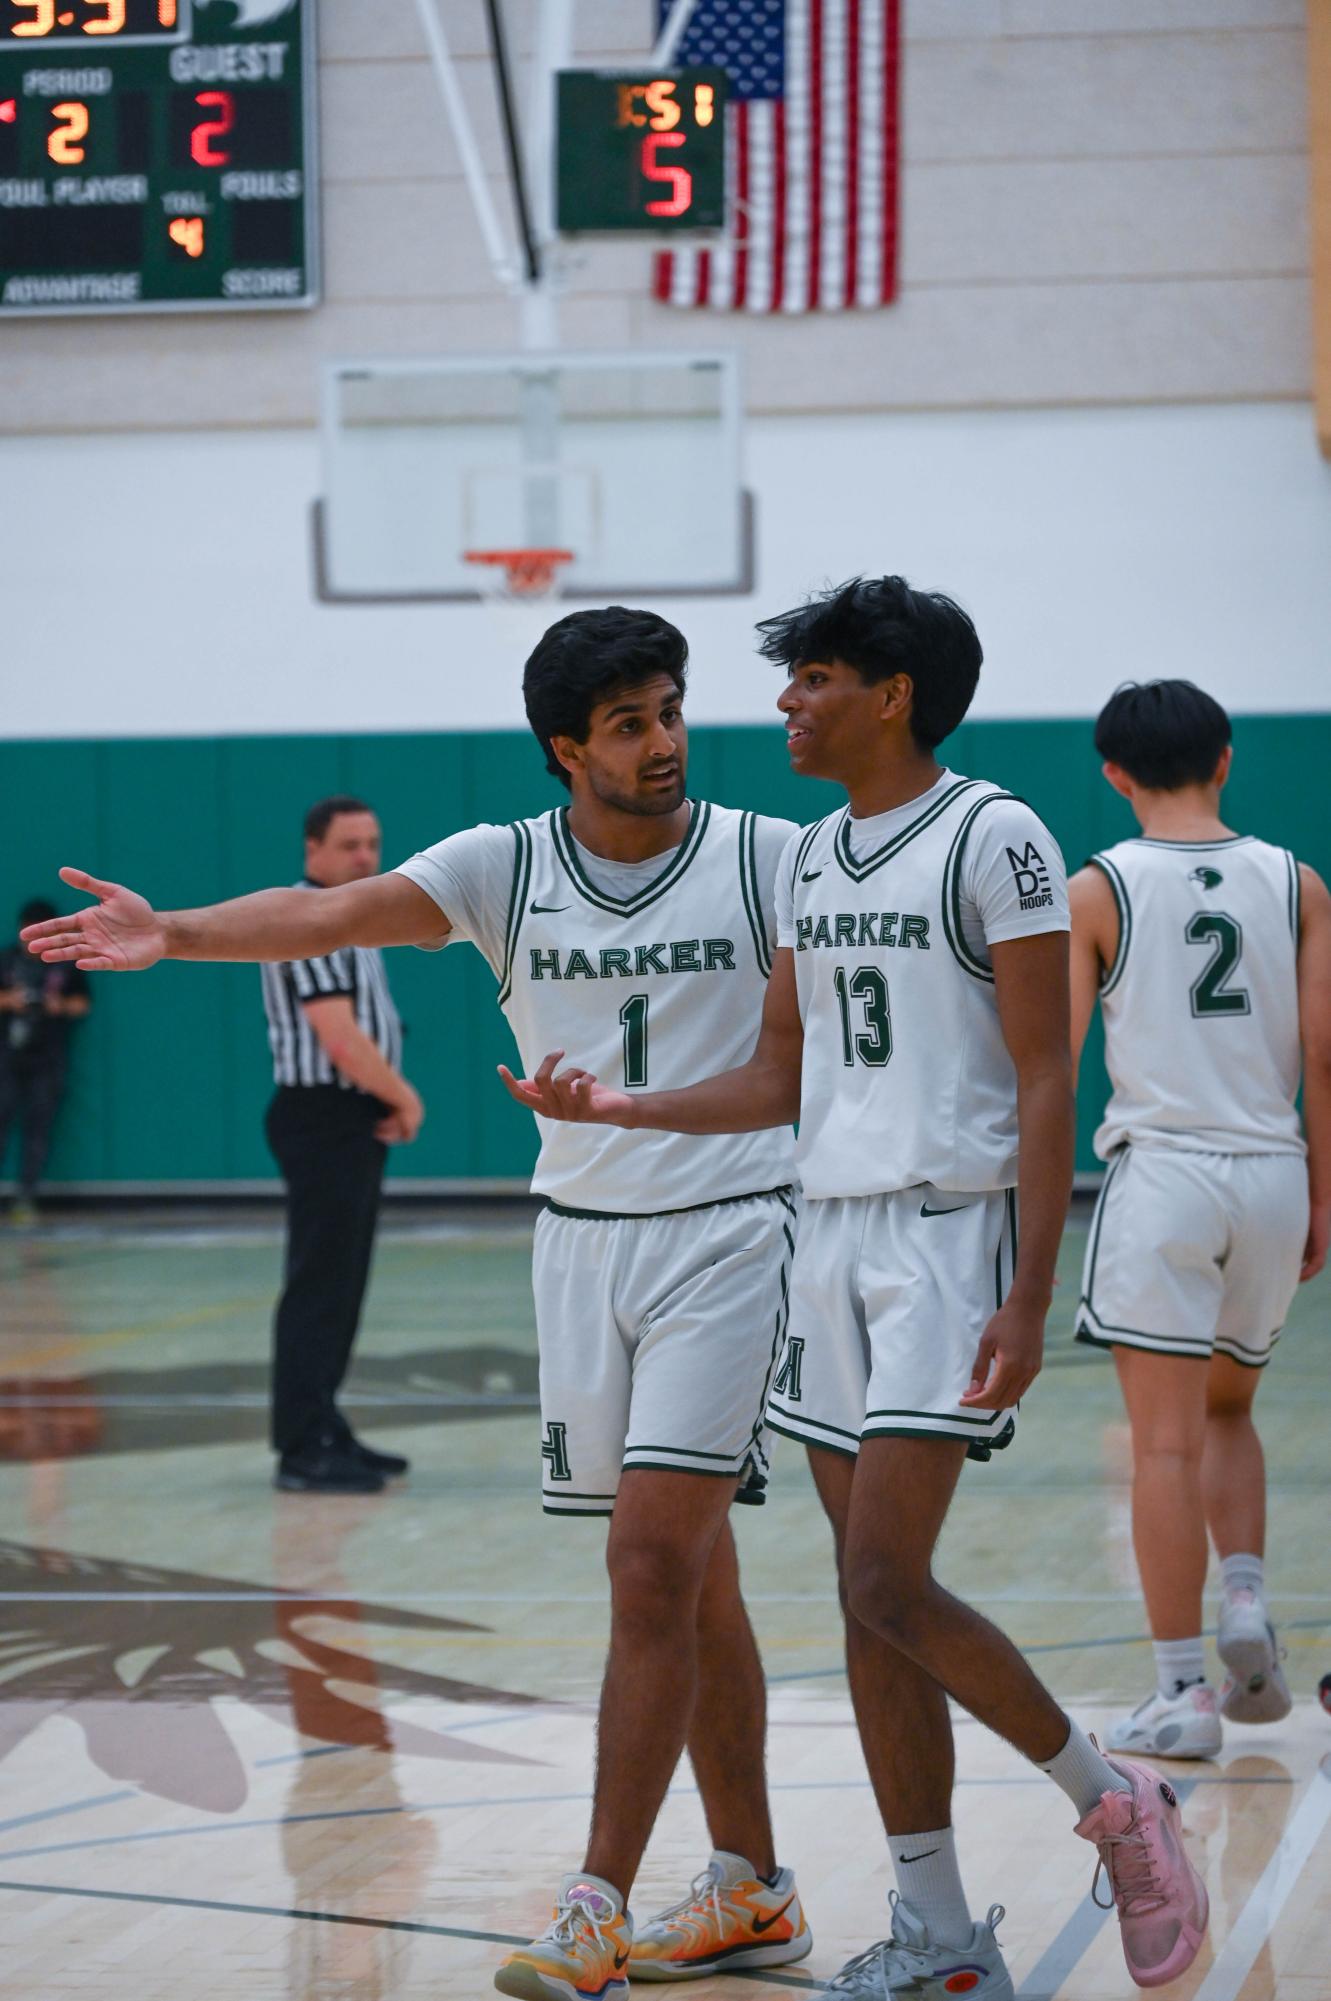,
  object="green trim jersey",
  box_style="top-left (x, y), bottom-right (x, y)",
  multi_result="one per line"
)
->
top-left (398, 802), bottom-right (797, 1213)
top-left (1091, 835), bottom-right (1304, 1161)
top-left (776, 771), bottom-right (1070, 1200)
